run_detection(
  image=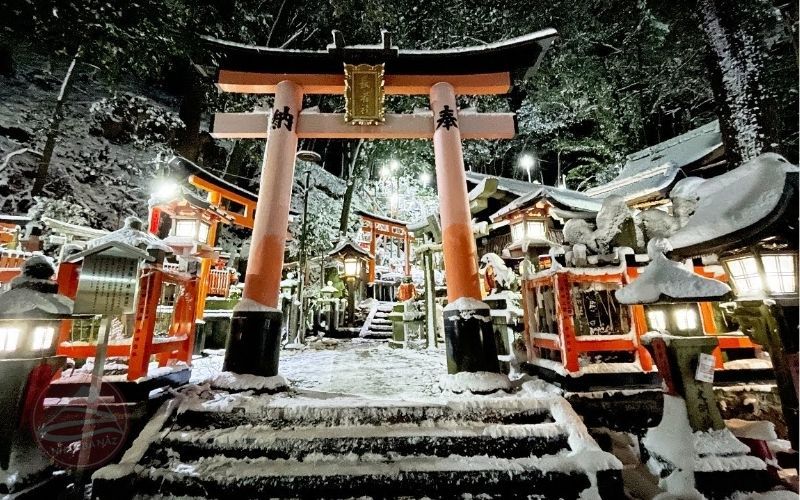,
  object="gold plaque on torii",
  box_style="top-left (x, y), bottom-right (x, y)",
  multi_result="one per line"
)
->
top-left (344, 63), bottom-right (385, 125)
